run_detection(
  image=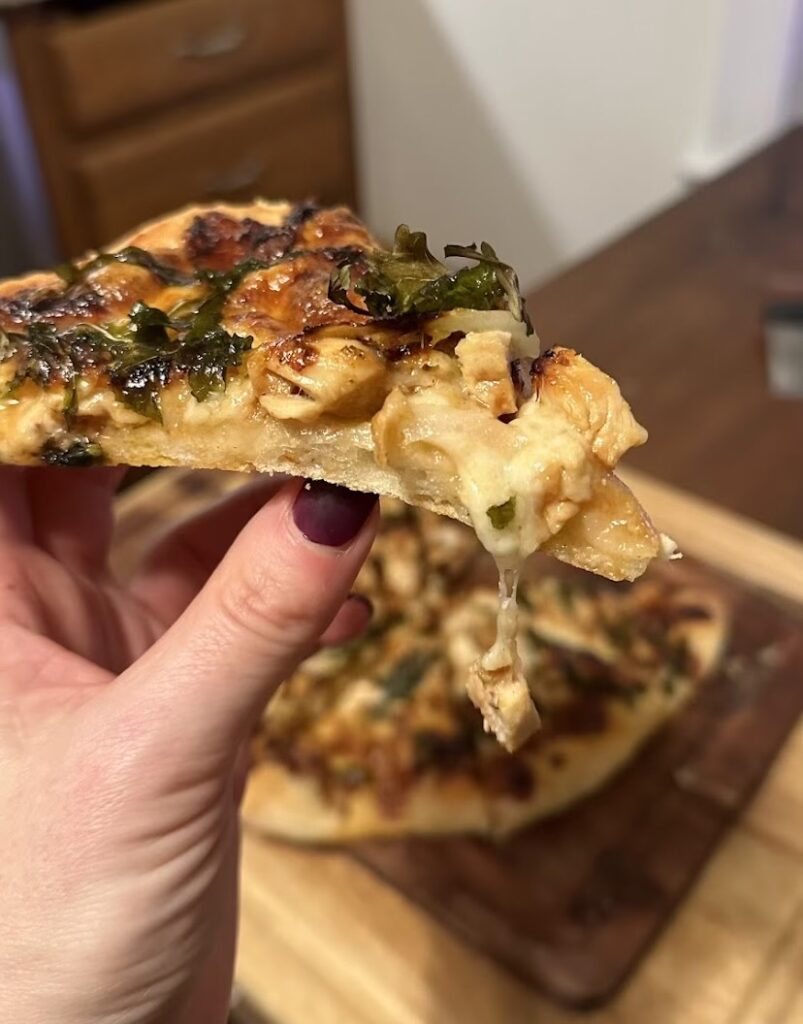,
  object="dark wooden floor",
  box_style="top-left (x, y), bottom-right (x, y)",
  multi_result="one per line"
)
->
top-left (527, 127), bottom-right (803, 541)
